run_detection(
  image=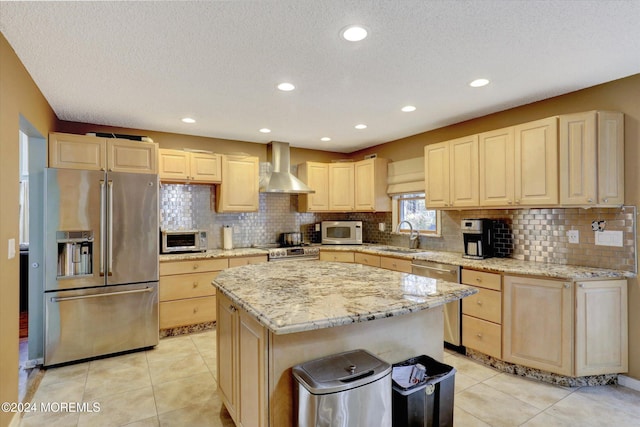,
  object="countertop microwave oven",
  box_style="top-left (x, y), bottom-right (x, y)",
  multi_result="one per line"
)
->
top-left (161, 229), bottom-right (208, 253)
top-left (321, 221), bottom-right (363, 245)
